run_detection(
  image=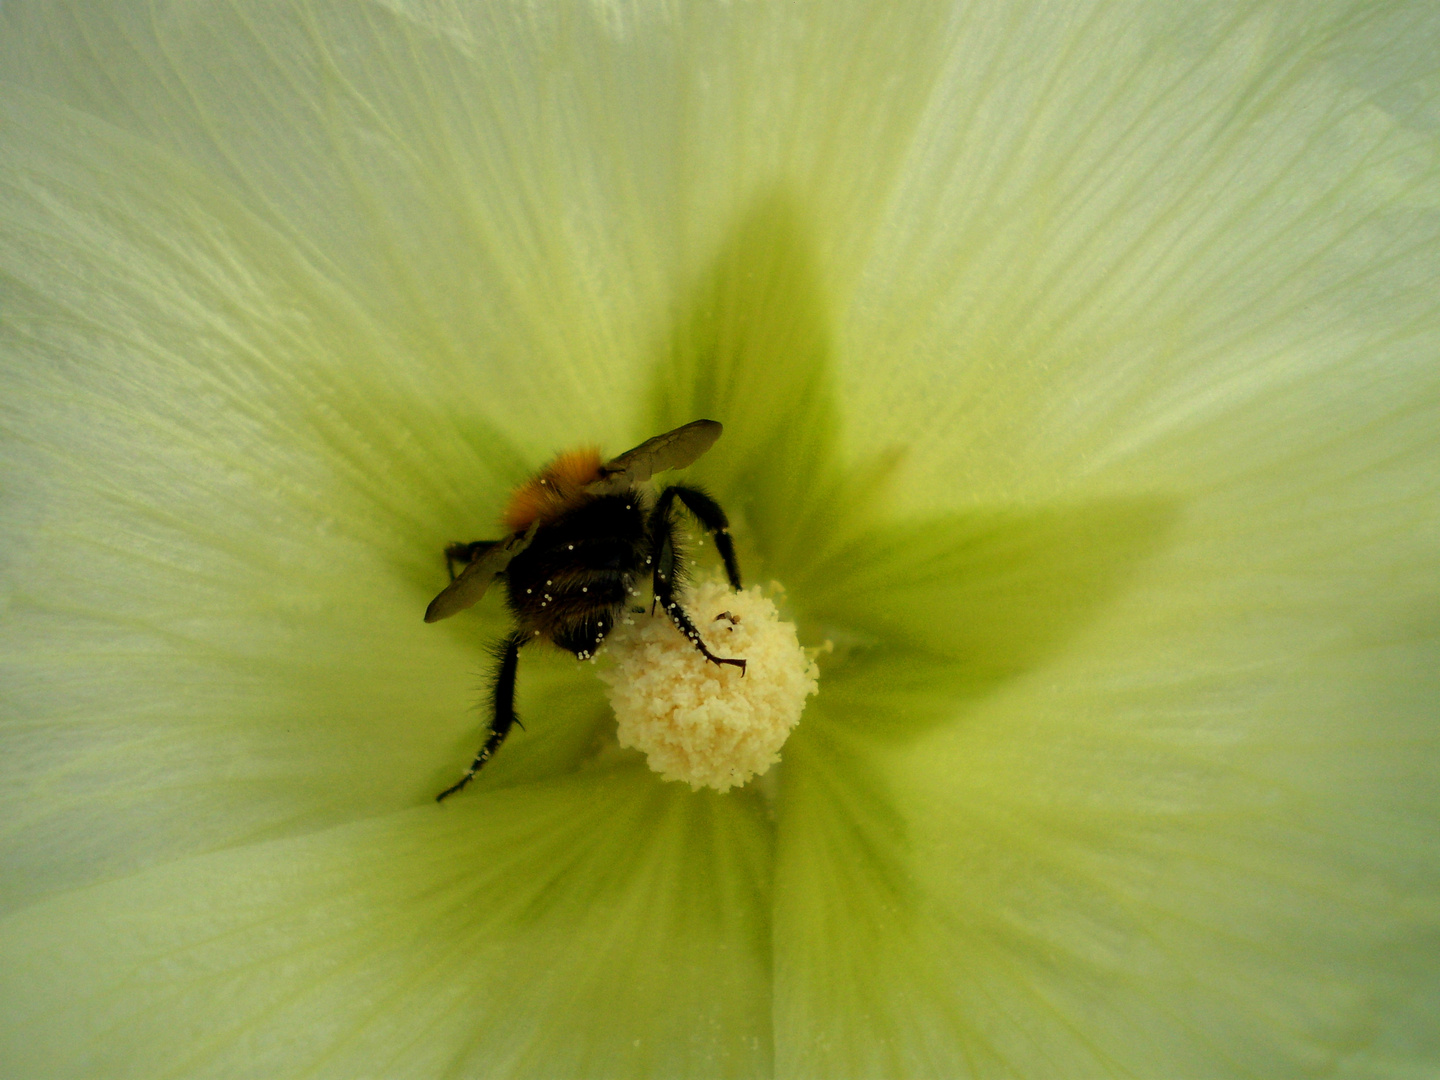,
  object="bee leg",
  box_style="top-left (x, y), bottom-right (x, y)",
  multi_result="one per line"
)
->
top-left (436, 631), bottom-right (527, 802)
top-left (661, 595), bottom-right (746, 676)
top-left (647, 507), bottom-right (746, 676)
top-left (443, 540), bottom-right (501, 582)
top-left (654, 485), bottom-right (741, 589)
top-left (650, 522), bottom-right (676, 617)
